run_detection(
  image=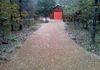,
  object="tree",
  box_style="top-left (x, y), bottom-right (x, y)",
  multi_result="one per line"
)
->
top-left (0, 0), bottom-right (20, 38)
top-left (91, 0), bottom-right (99, 44)
top-left (22, 0), bottom-right (38, 17)
top-left (37, 0), bottom-right (56, 21)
